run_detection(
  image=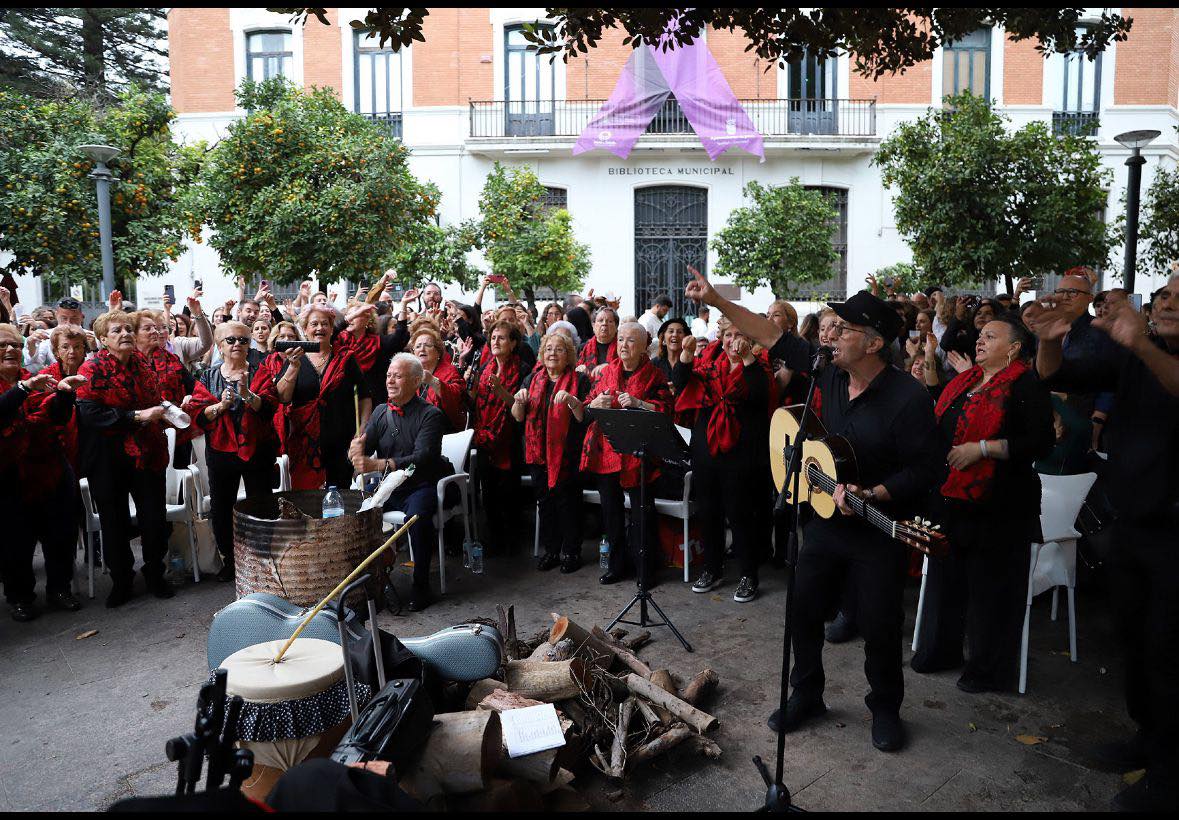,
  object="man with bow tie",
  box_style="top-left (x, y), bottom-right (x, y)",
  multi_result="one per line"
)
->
top-left (351, 352), bottom-right (451, 611)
